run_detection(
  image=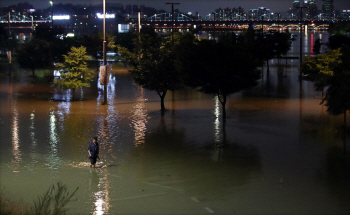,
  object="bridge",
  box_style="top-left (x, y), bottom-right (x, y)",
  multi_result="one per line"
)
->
top-left (144, 14), bottom-right (348, 30)
top-left (141, 12), bottom-right (349, 31)
top-left (0, 14), bottom-right (52, 32)
top-left (1, 12), bottom-right (348, 33)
